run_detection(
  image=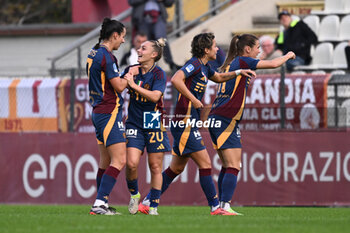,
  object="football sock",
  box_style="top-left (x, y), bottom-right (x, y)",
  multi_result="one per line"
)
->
top-left (145, 167), bottom-right (178, 200)
top-left (96, 168), bottom-right (105, 191)
top-left (149, 188), bottom-right (161, 208)
top-left (126, 178), bottom-right (139, 195)
top-left (217, 167), bottom-right (226, 201)
top-left (199, 168), bottom-right (219, 207)
top-left (96, 166), bottom-right (120, 204)
top-left (161, 167), bottom-right (179, 194)
top-left (221, 167), bottom-right (239, 203)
